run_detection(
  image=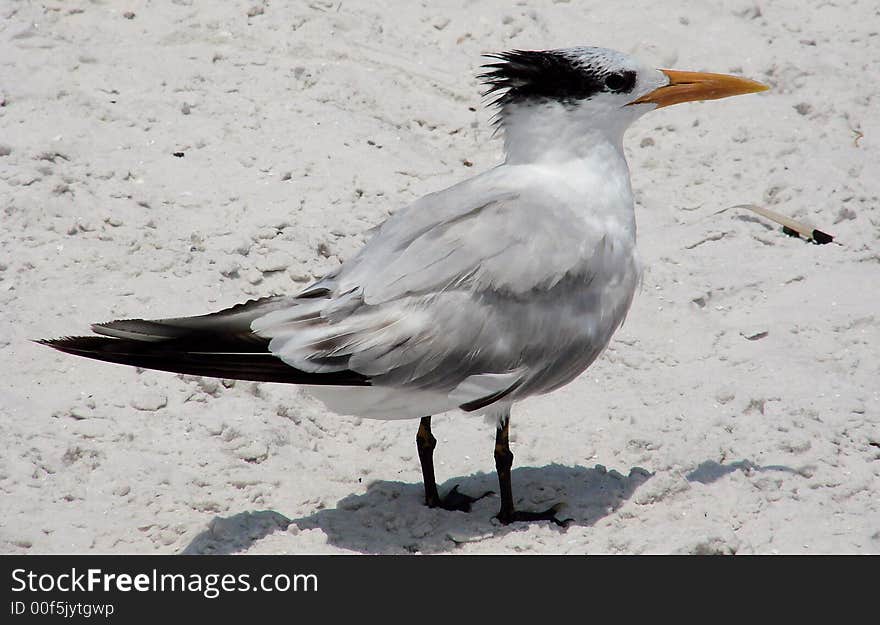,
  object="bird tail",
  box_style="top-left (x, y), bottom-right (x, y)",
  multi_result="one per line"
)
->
top-left (37, 296), bottom-right (371, 386)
